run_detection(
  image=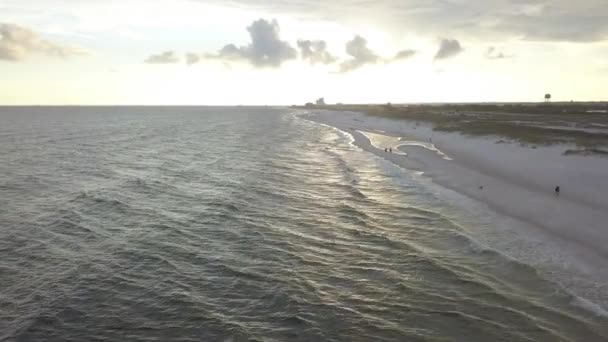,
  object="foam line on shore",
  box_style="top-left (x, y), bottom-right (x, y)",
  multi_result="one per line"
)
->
top-left (298, 109), bottom-right (608, 313)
